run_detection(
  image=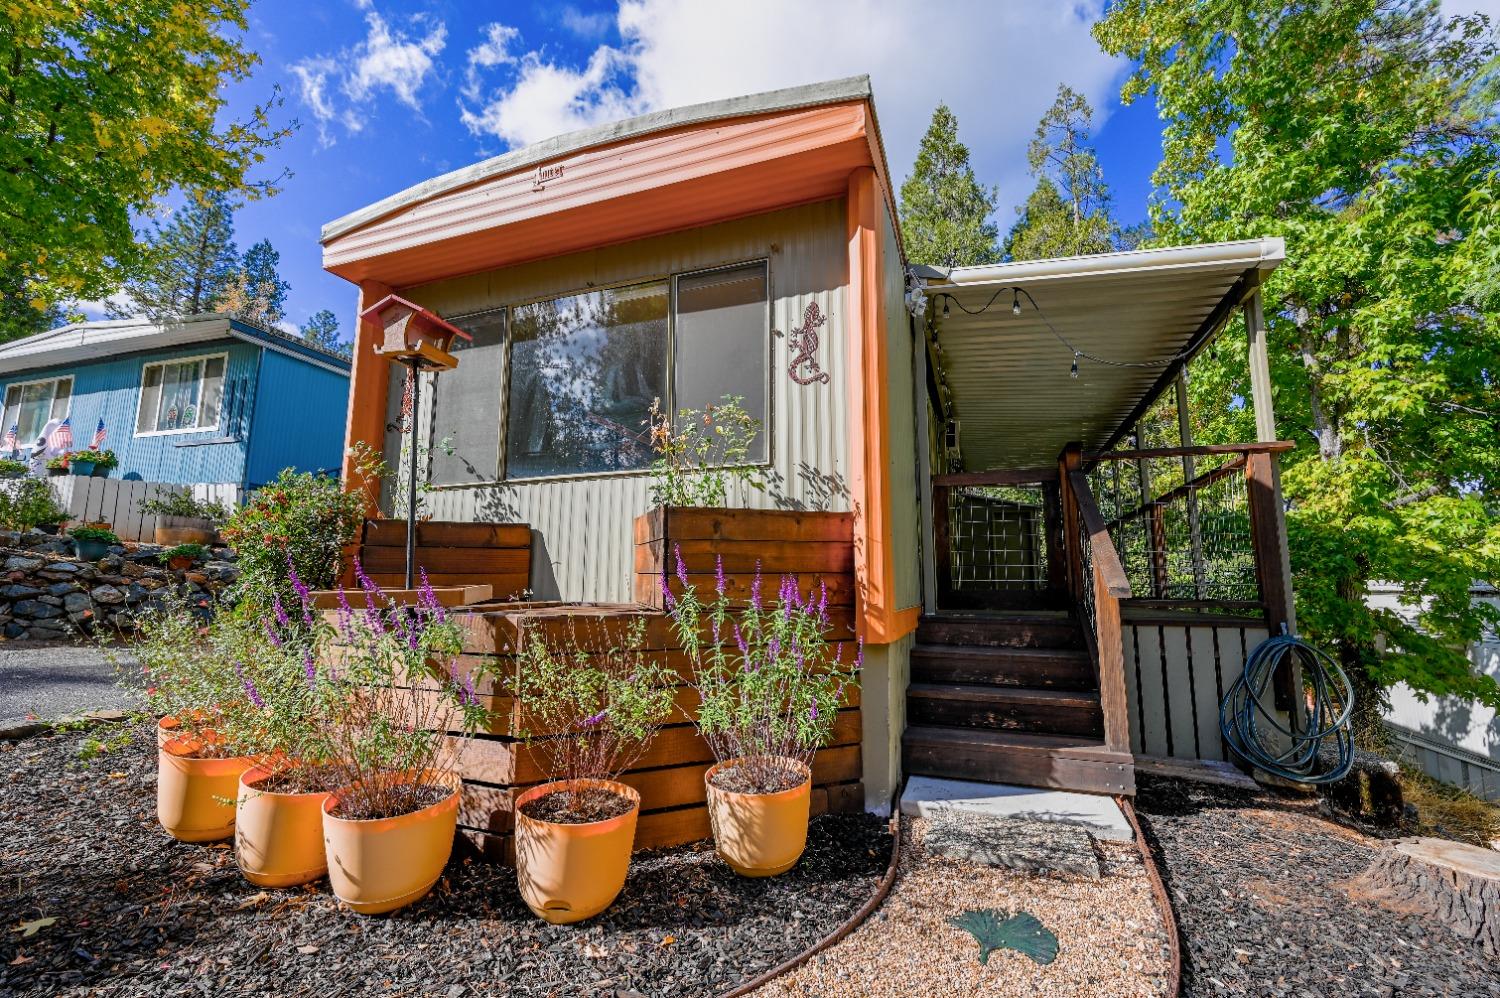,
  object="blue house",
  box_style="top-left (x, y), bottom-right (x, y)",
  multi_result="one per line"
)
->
top-left (0, 314), bottom-right (350, 489)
